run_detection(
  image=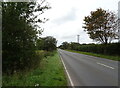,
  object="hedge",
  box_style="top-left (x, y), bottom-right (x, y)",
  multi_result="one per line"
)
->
top-left (73, 43), bottom-right (120, 56)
